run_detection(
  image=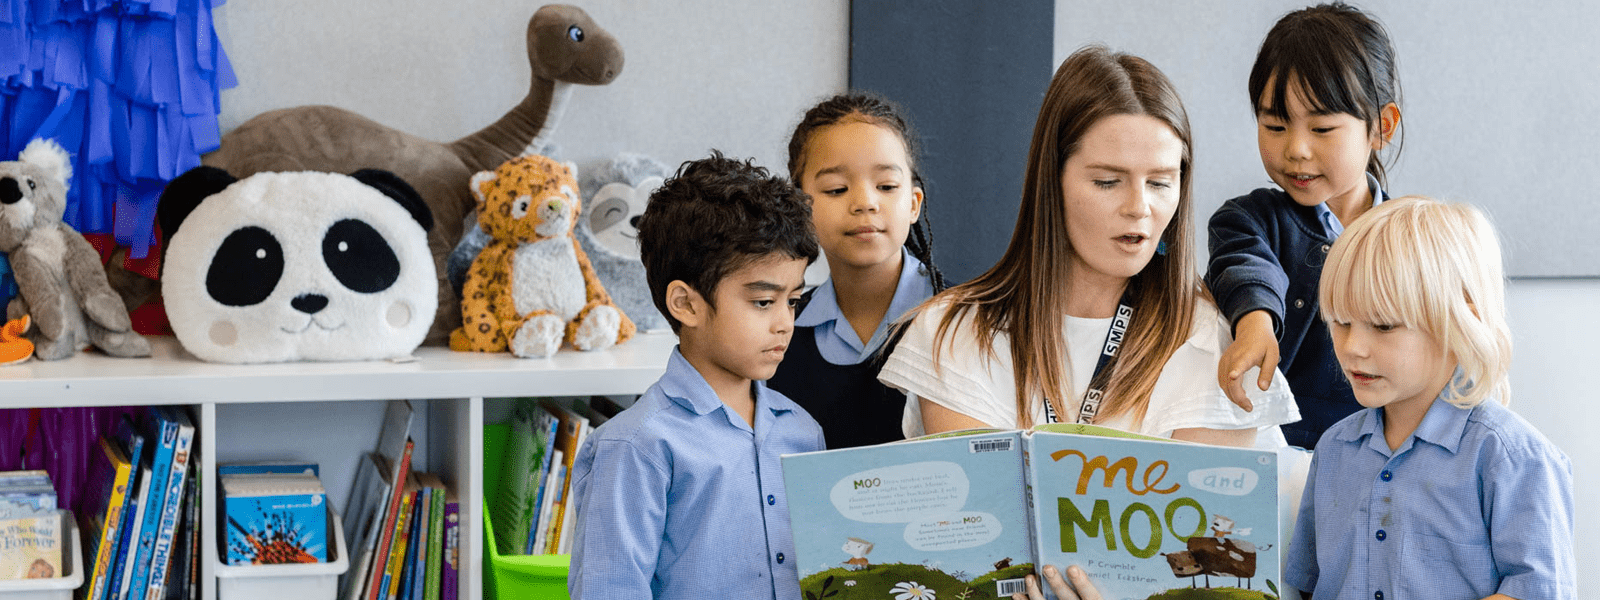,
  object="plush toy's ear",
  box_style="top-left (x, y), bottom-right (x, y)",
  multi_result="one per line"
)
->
top-left (158, 166), bottom-right (237, 237)
top-left (350, 169), bottom-right (434, 233)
